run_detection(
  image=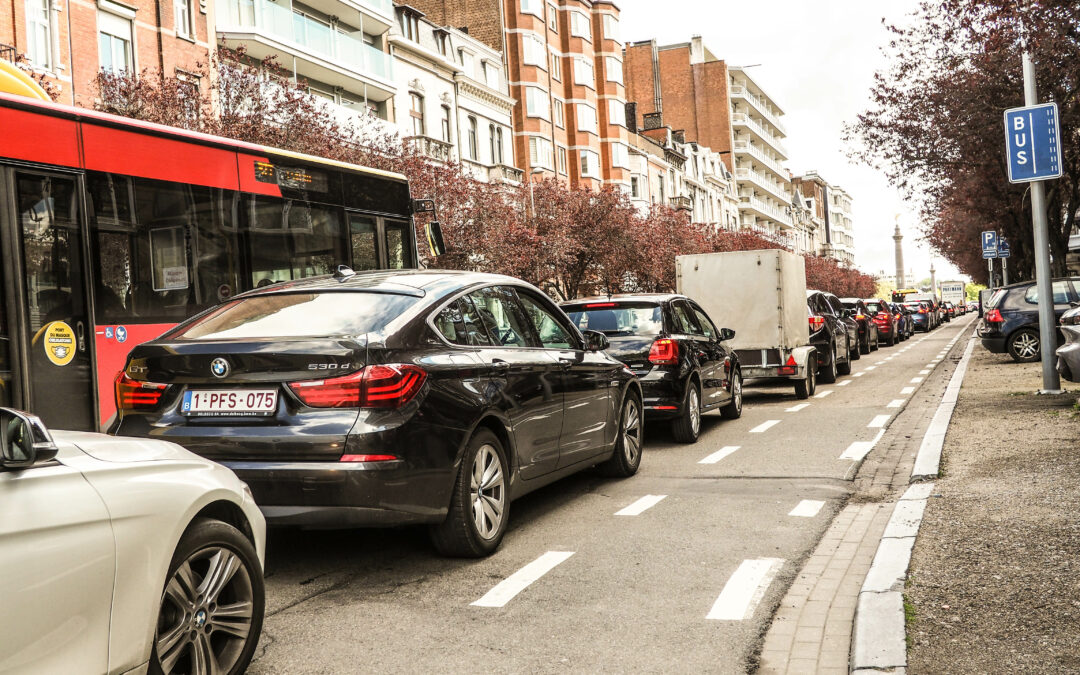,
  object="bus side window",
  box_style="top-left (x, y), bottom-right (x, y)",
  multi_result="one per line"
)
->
top-left (350, 214), bottom-right (378, 270)
top-left (384, 219), bottom-right (414, 269)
